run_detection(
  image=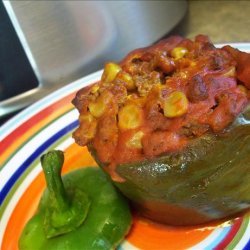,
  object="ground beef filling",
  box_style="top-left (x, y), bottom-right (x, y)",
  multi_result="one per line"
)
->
top-left (73, 35), bottom-right (250, 168)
